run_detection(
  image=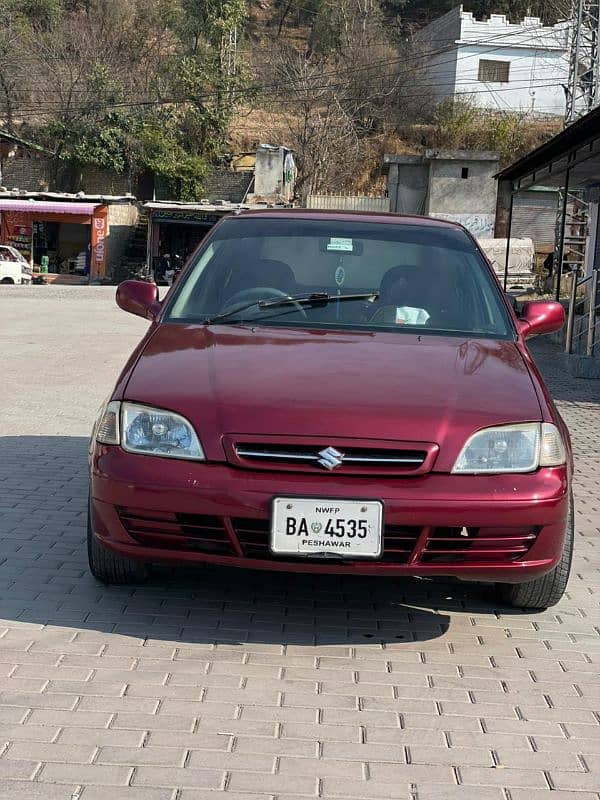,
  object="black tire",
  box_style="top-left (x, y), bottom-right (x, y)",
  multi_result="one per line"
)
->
top-left (498, 494), bottom-right (574, 610)
top-left (87, 497), bottom-right (148, 585)
top-left (1, 277), bottom-right (15, 284)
